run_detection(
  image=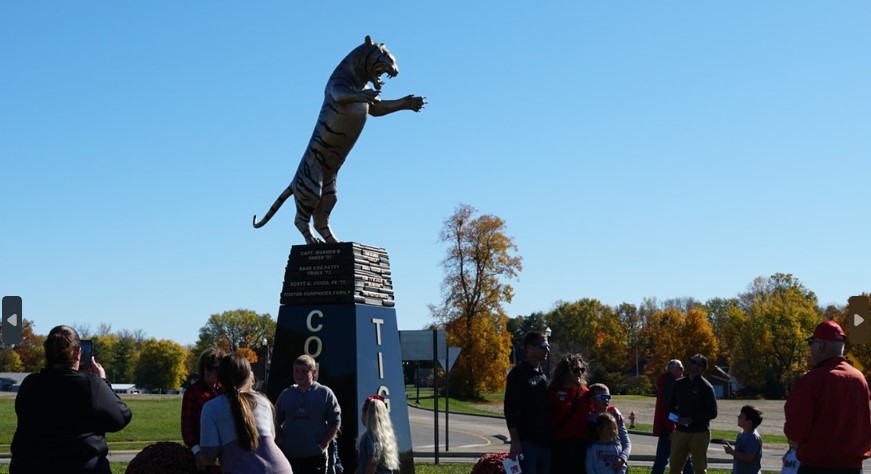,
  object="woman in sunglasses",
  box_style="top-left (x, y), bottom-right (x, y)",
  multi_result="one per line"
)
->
top-left (587, 383), bottom-right (631, 472)
top-left (181, 347), bottom-right (225, 471)
top-left (548, 354), bottom-right (593, 473)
